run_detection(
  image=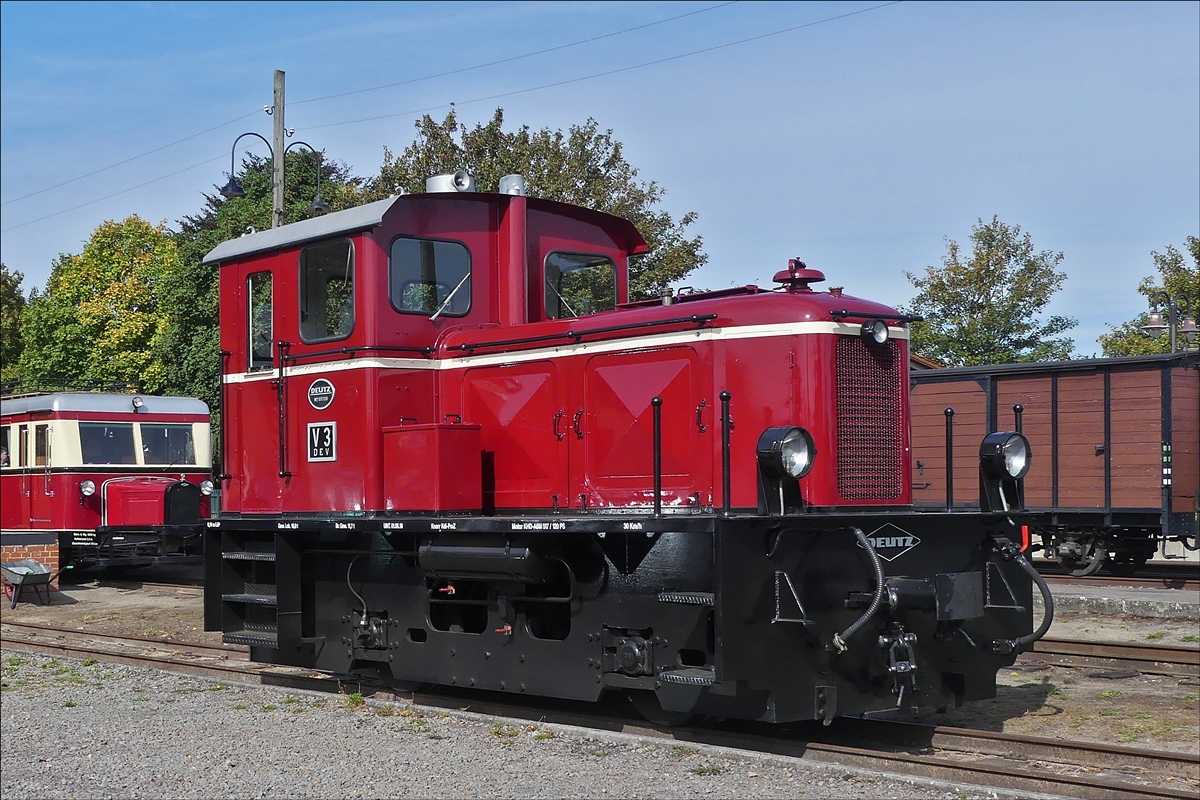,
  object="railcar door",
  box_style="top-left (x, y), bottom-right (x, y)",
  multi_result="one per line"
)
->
top-left (461, 361), bottom-right (569, 512)
top-left (568, 345), bottom-right (712, 511)
top-left (4, 423), bottom-right (34, 527)
top-left (29, 423), bottom-right (55, 524)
